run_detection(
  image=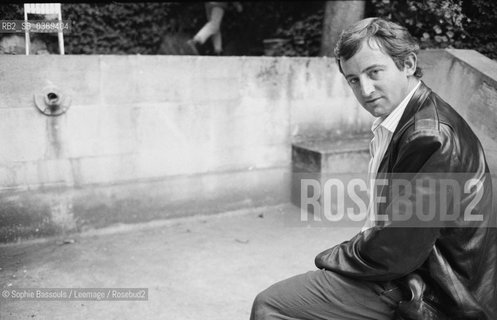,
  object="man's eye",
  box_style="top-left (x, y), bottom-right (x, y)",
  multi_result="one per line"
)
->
top-left (348, 78), bottom-right (358, 85)
top-left (369, 69), bottom-right (381, 78)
